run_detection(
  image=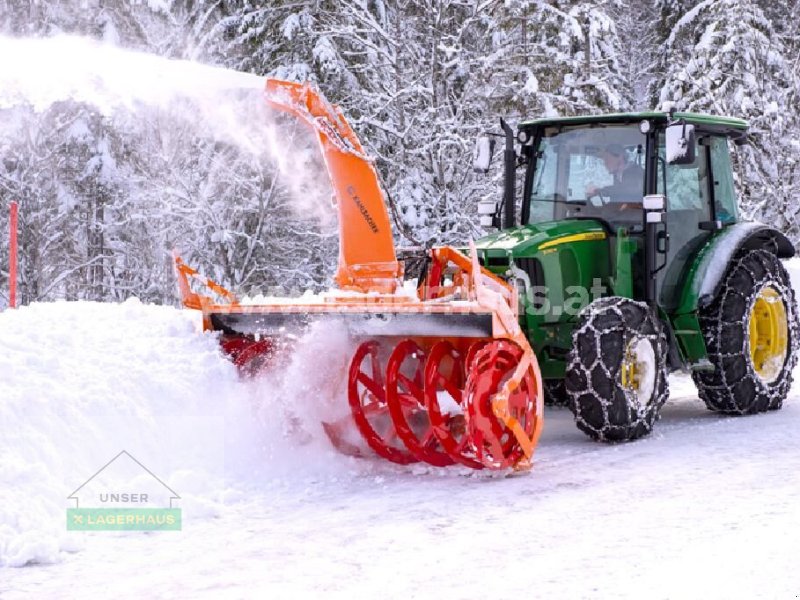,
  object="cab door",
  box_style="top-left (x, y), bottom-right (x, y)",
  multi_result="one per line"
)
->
top-left (656, 133), bottom-right (713, 310)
